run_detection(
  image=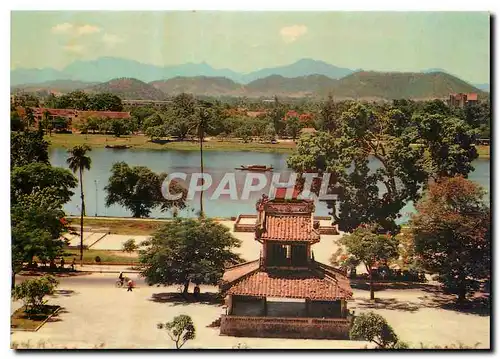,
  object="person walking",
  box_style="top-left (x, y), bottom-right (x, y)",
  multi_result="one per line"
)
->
top-left (127, 279), bottom-right (133, 292)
